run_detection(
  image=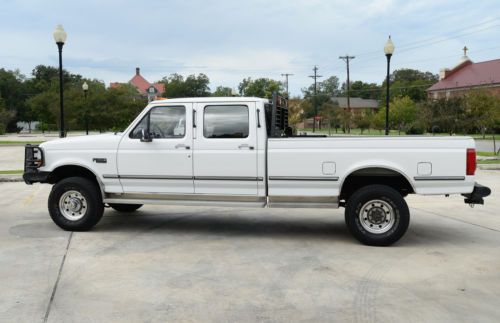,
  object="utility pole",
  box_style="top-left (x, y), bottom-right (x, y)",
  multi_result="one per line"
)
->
top-left (281, 73), bottom-right (294, 98)
top-left (339, 55), bottom-right (355, 133)
top-left (308, 66), bottom-right (322, 133)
